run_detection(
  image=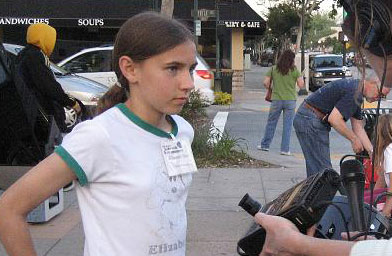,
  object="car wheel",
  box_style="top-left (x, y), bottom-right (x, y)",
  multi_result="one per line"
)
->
top-left (64, 107), bottom-right (78, 131)
top-left (63, 100), bottom-right (89, 133)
